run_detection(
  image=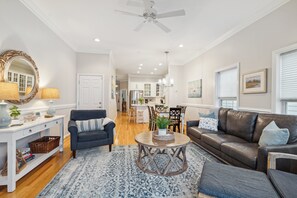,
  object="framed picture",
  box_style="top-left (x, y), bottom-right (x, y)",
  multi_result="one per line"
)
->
top-left (188, 79), bottom-right (202, 98)
top-left (242, 69), bottom-right (267, 94)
